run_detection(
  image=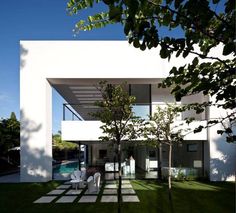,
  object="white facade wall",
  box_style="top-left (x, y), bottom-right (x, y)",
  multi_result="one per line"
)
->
top-left (61, 120), bottom-right (207, 141)
top-left (208, 97), bottom-right (236, 181)
top-left (20, 41), bottom-right (235, 182)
